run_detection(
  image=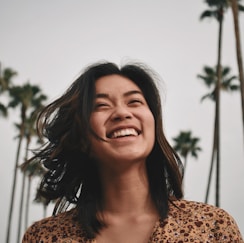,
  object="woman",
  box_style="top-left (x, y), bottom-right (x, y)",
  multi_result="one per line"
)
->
top-left (22, 62), bottom-right (243, 242)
